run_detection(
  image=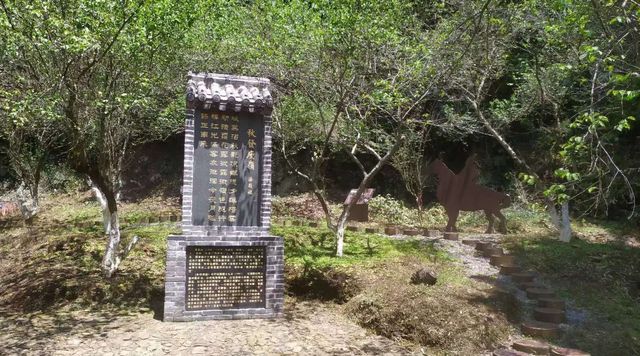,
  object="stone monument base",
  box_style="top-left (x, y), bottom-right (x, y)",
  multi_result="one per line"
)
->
top-left (163, 234), bottom-right (284, 322)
